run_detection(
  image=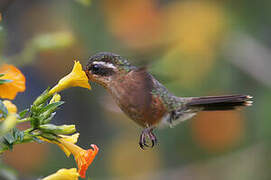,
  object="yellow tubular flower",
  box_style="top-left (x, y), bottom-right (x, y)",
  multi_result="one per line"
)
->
top-left (57, 133), bottom-right (80, 157)
top-left (39, 133), bottom-right (79, 157)
top-left (58, 139), bottom-right (99, 178)
top-left (49, 61), bottom-right (91, 95)
top-left (3, 100), bottom-right (17, 114)
top-left (42, 168), bottom-right (79, 180)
